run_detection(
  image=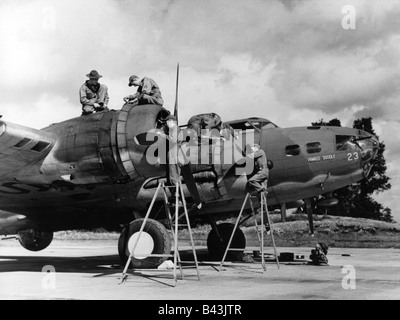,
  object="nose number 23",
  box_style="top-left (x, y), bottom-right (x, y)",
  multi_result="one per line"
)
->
top-left (347, 152), bottom-right (359, 161)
